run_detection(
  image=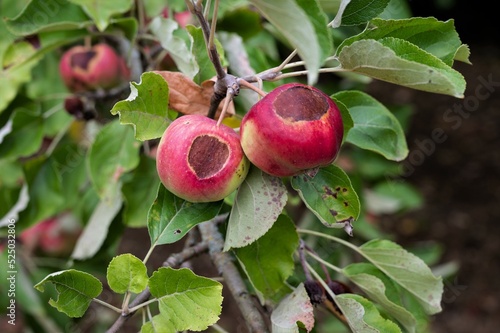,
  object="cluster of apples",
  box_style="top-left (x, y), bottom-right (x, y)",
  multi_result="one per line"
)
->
top-left (156, 83), bottom-right (344, 203)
